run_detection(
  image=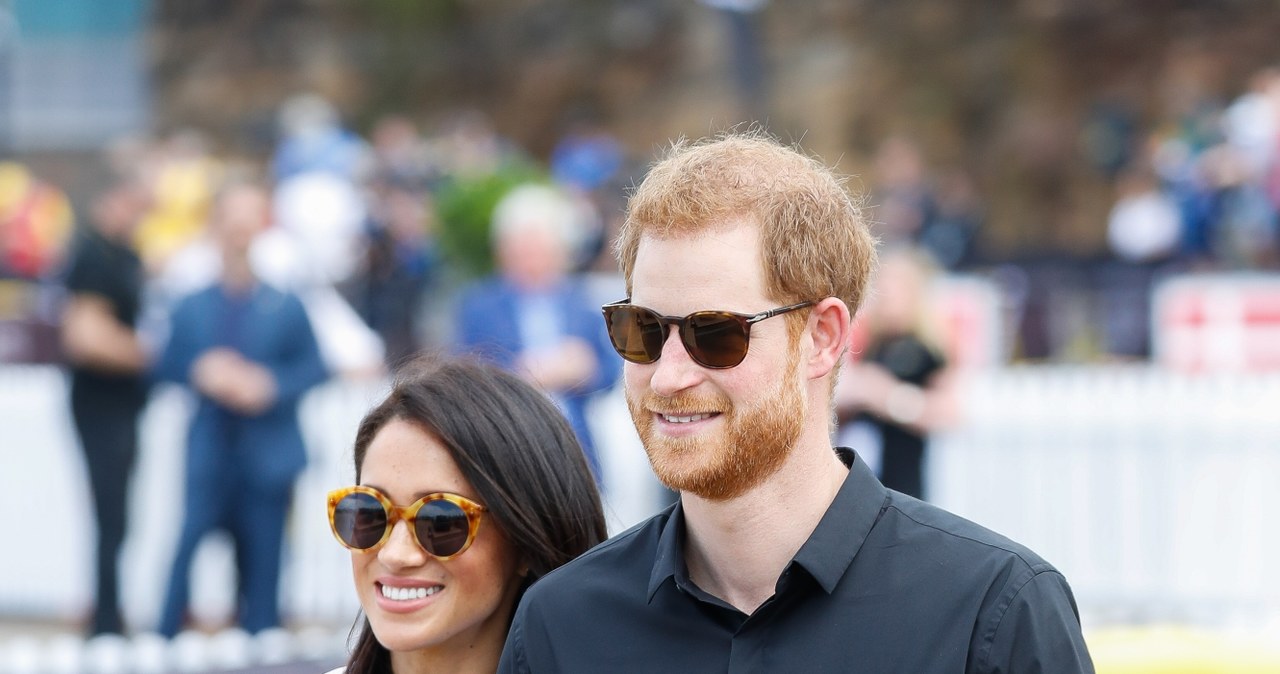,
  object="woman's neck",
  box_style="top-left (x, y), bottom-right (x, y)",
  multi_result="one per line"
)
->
top-left (388, 635), bottom-right (504, 674)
